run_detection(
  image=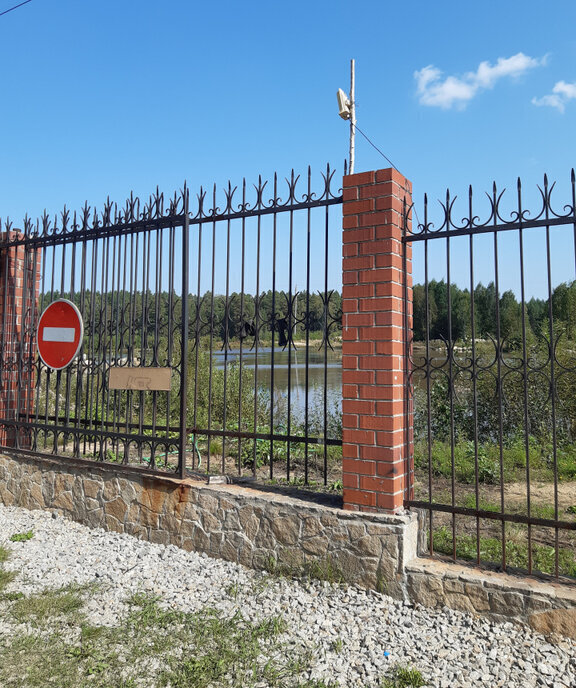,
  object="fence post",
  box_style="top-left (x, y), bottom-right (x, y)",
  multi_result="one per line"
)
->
top-left (0, 232), bottom-right (41, 449)
top-left (341, 168), bottom-right (412, 513)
